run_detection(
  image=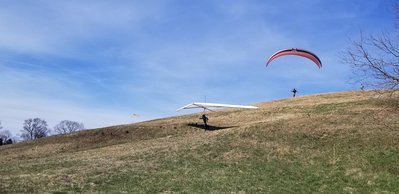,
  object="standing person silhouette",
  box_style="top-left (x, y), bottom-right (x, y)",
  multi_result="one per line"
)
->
top-left (201, 114), bottom-right (209, 129)
top-left (292, 88), bottom-right (297, 98)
